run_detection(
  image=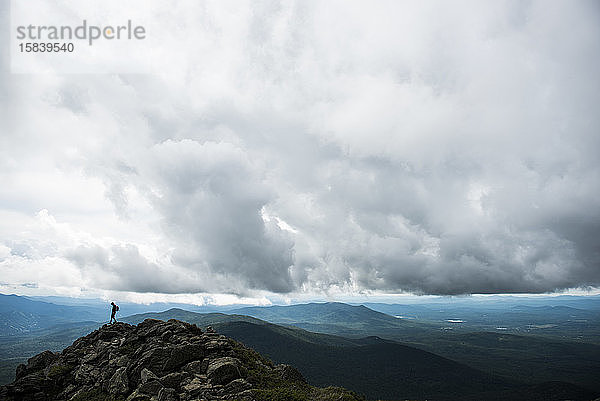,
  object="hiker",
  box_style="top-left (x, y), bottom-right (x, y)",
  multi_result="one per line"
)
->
top-left (110, 302), bottom-right (119, 324)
